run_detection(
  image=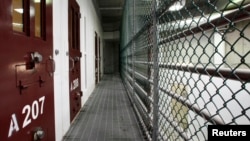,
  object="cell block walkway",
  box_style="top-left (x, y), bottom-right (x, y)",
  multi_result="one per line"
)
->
top-left (63, 74), bottom-right (145, 141)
